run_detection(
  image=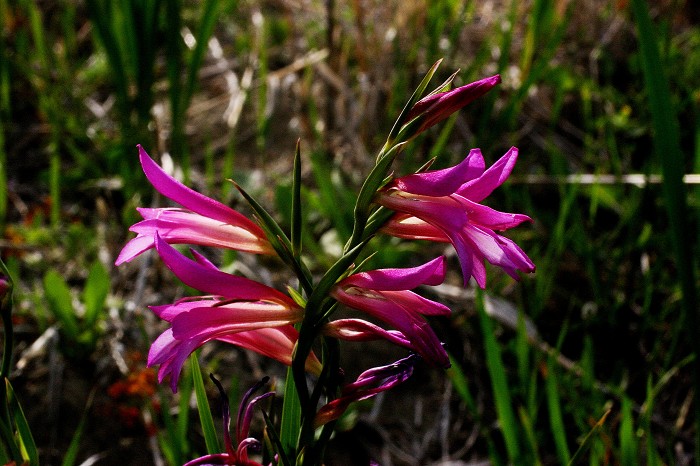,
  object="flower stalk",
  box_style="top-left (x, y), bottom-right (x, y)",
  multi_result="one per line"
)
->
top-left (116, 61), bottom-right (534, 465)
